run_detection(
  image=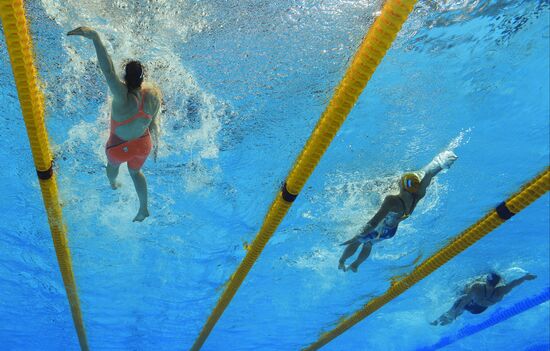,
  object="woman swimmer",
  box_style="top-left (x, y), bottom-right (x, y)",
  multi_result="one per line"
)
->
top-left (431, 272), bottom-right (537, 326)
top-left (68, 27), bottom-right (162, 222)
top-left (338, 151), bottom-right (458, 272)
